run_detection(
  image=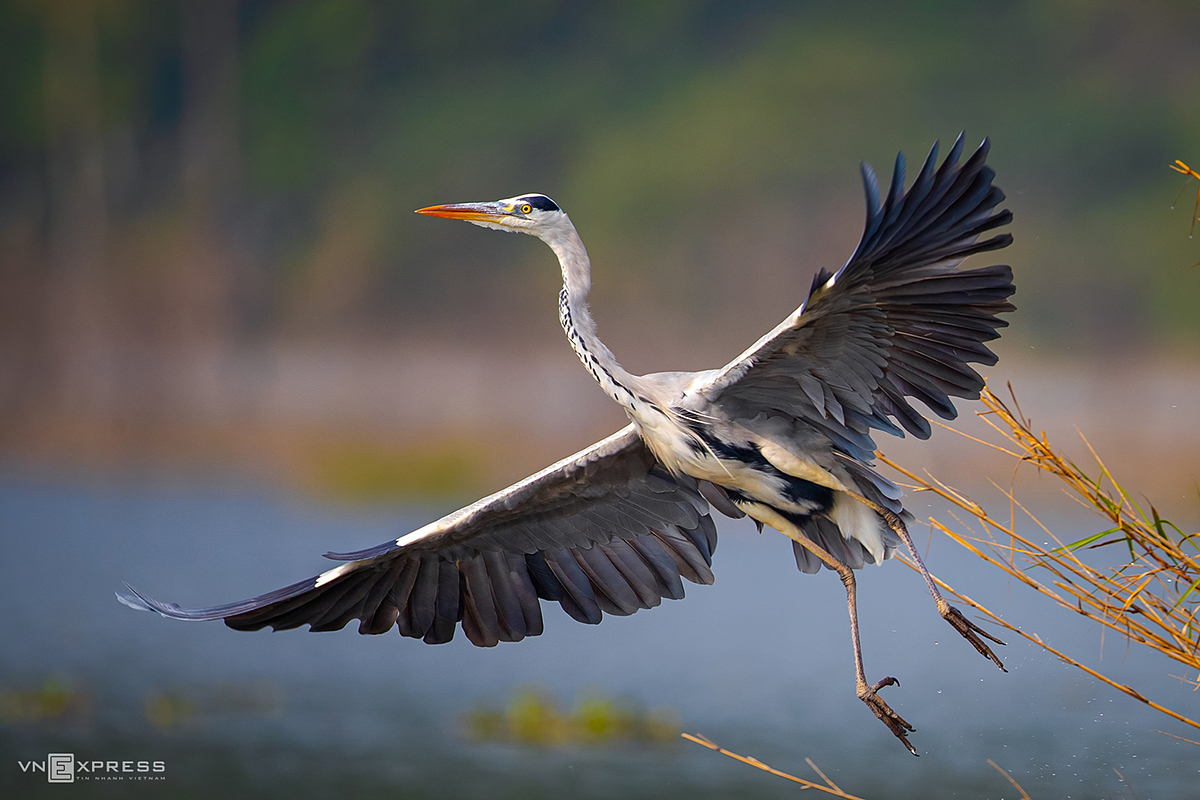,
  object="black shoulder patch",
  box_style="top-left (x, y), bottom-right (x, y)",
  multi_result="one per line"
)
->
top-left (522, 195), bottom-right (560, 212)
